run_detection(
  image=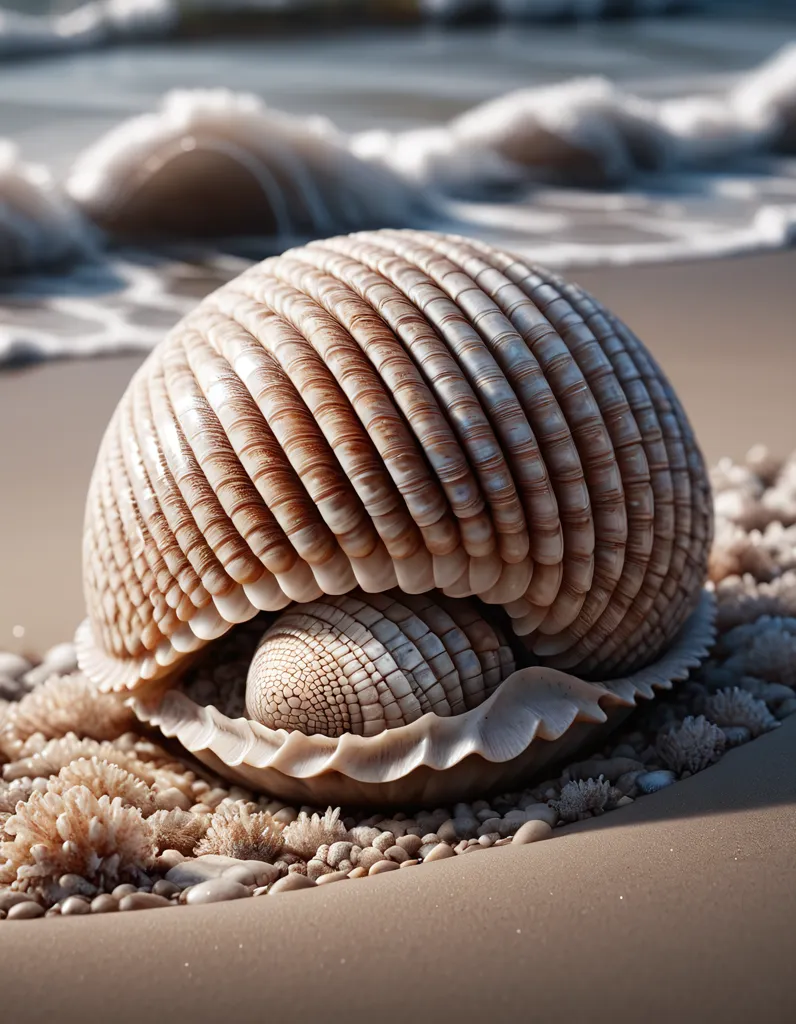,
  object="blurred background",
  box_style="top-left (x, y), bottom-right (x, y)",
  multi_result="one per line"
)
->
top-left (0, 0), bottom-right (795, 360)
